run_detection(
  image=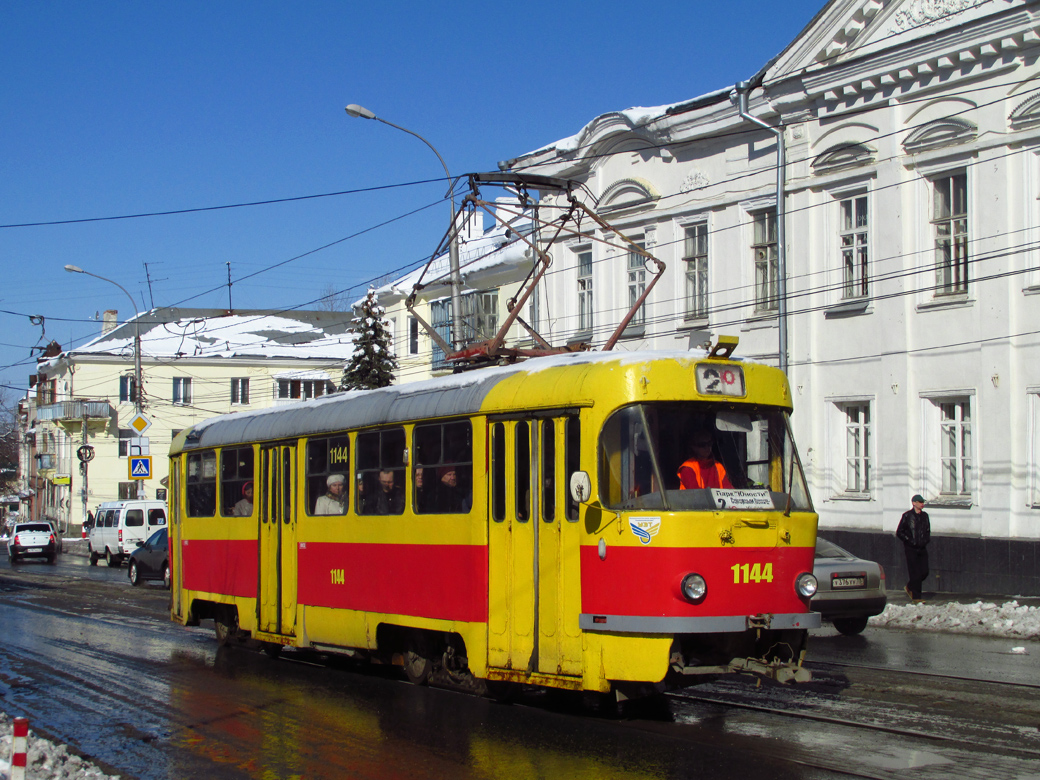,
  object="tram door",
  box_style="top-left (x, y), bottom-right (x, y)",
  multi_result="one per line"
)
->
top-left (488, 418), bottom-right (581, 678)
top-left (258, 444), bottom-right (298, 637)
